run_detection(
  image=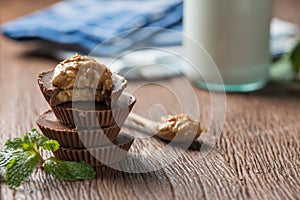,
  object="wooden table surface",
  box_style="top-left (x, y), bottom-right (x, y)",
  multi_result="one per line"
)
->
top-left (0, 0), bottom-right (299, 199)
